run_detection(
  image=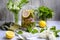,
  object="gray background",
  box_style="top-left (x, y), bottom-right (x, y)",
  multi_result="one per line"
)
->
top-left (0, 0), bottom-right (60, 25)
